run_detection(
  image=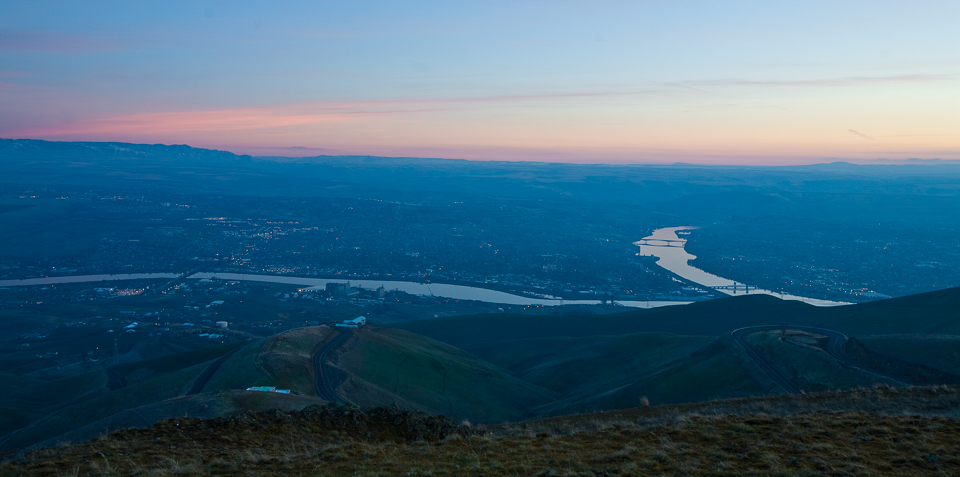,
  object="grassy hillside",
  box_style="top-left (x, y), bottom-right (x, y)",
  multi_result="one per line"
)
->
top-left (7, 386), bottom-right (960, 476)
top-left (198, 337), bottom-right (272, 392)
top-left (464, 332), bottom-right (713, 396)
top-left (0, 370), bottom-right (108, 415)
top-left (391, 294), bottom-right (821, 345)
top-left (24, 390), bottom-right (325, 453)
top-left (0, 335), bottom-right (250, 439)
top-left (0, 361), bottom-right (211, 451)
top-left (254, 326), bottom-right (331, 394)
top-left (336, 328), bottom-right (555, 423)
top-left (114, 340), bottom-right (249, 385)
top-left (0, 326), bottom-right (333, 452)
top-left (818, 286), bottom-right (960, 334)
top-left (532, 336), bottom-right (776, 417)
top-left (387, 289), bottom-right (960, 417)
top-left (745, 330), bottom-right (899, 391)
top-left (202, 326), bottom-right (332, 394)
top-left (859, 334), bottom-right (960, 376)
top-left (393, 286), bottom-right (960, 346)
top-left (4, 286), bottom-right (960, 456)
top-left (0, 408), bottom-right (47, 441)
top-left (0, 373), bottom-right (42, 396)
